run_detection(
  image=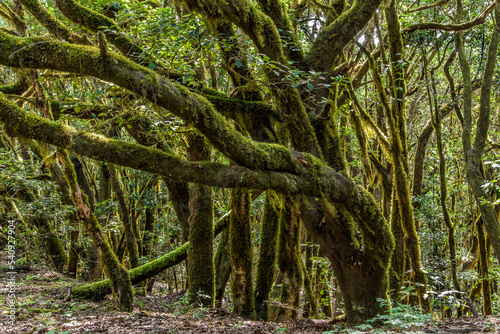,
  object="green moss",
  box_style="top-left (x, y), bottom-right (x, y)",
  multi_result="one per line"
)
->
top-left (187, 133), bottom-right (215, 307)
top-left (254, 191), bottom-right (281, 320)
top-left (214, 228), bottom-right (231, 307)
top-left (276, 198), bottom-right (302, 322)
top-left (230, 188), bottom-right (255, 317)
top-left (72, 215), bottom-right (230, 299)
